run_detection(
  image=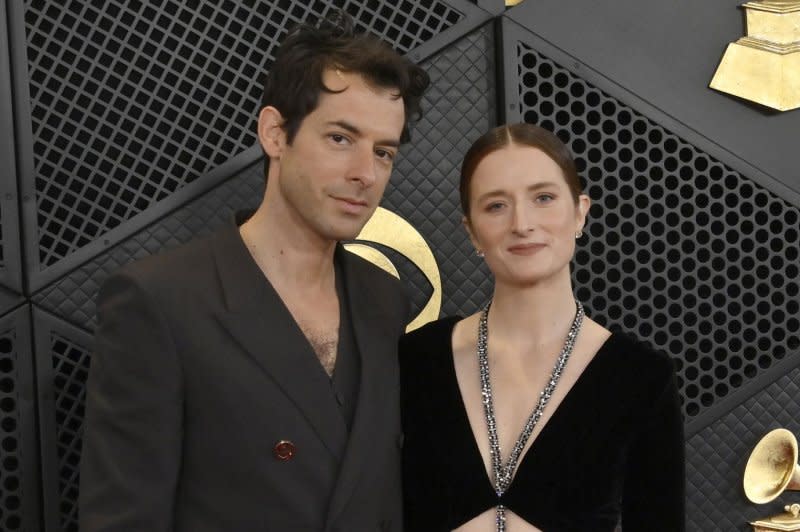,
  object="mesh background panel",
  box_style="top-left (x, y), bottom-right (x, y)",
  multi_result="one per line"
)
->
top-left (0, 326), bottom-right (25, 531)
top-left (23, 0), bottom-right (465, 269)
top-left (48, 331), bottom-right (91, 532)
top-left (514, 41), bottom-right (800, 420)
top-left (685, 365), bottom-right (800, 531)
top-left (384, 23), bottom-right (496, 316)
top-left (33, 163), bottom-right (265, 330)
top-left (34, 21), bottom-right (497, 333)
